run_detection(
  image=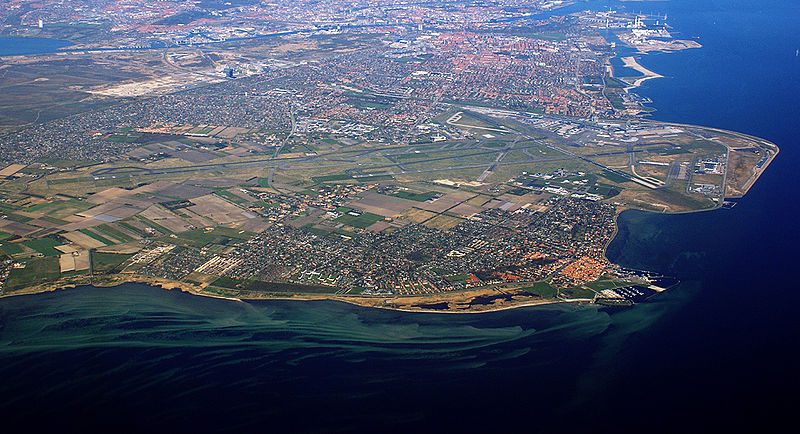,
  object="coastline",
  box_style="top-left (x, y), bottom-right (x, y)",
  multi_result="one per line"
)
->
top-left (0, 122), bottom-right (778, 314)
top-left (2, 125), bottom-right (778, 314)
top-left (620, 56), bottom-right (663, 89)
top-left (610, 47), bottom-right (781, 202)
top-left (0, 273), bottom-right (582, 314)
top-left (660, 121), bottom-right (780, 201)
top-left (0, 37), bottom-right (781, 316)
